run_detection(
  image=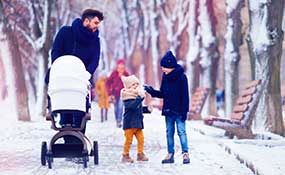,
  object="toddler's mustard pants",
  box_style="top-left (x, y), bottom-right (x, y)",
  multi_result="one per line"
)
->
top-left (123, 128), bottom-right (144, 155)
